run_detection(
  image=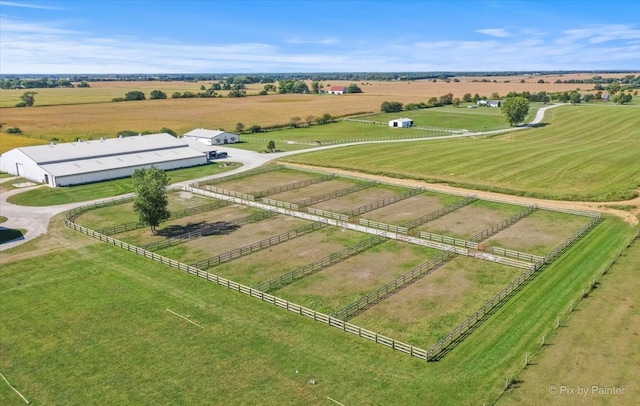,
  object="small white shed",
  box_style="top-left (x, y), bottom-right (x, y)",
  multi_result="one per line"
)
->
top-left (389, 118), bottom-right (414, 128)
top-left (183, 129), bottom-right (239, 145)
